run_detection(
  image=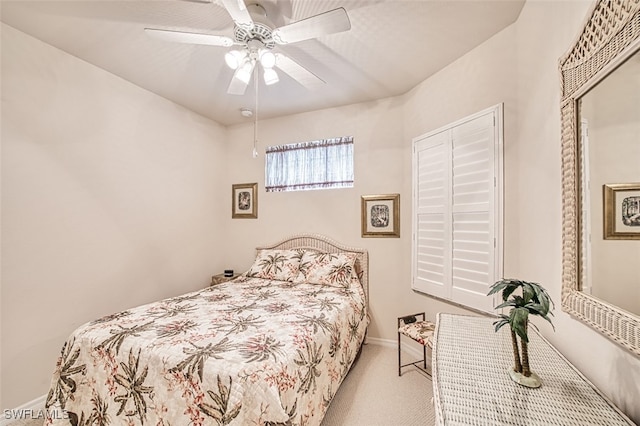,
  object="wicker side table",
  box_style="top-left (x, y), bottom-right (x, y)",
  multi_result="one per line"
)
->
top-left (432, 313), bottom-right (633, 425)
